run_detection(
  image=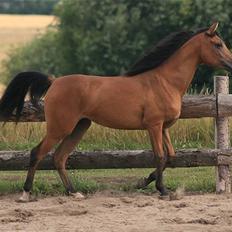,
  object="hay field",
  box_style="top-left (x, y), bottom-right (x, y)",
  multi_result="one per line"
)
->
top-left (0, 14), bottom-right (55, 64)
top-left (0, 83), bottom-right (5, 95)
